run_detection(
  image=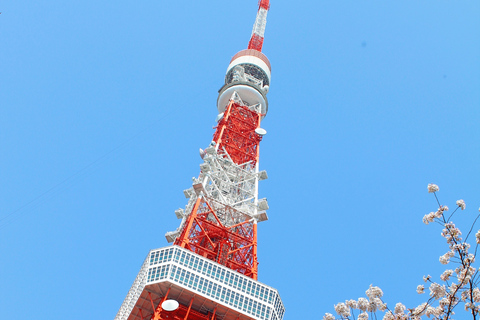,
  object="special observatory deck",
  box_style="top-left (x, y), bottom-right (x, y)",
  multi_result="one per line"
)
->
top-left (115, 245), bottom-right (285, 320)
